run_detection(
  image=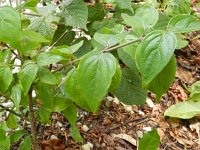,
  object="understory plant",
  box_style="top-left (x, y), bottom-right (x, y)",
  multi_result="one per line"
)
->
top-left (0, 0), bottom-right (200, 149)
